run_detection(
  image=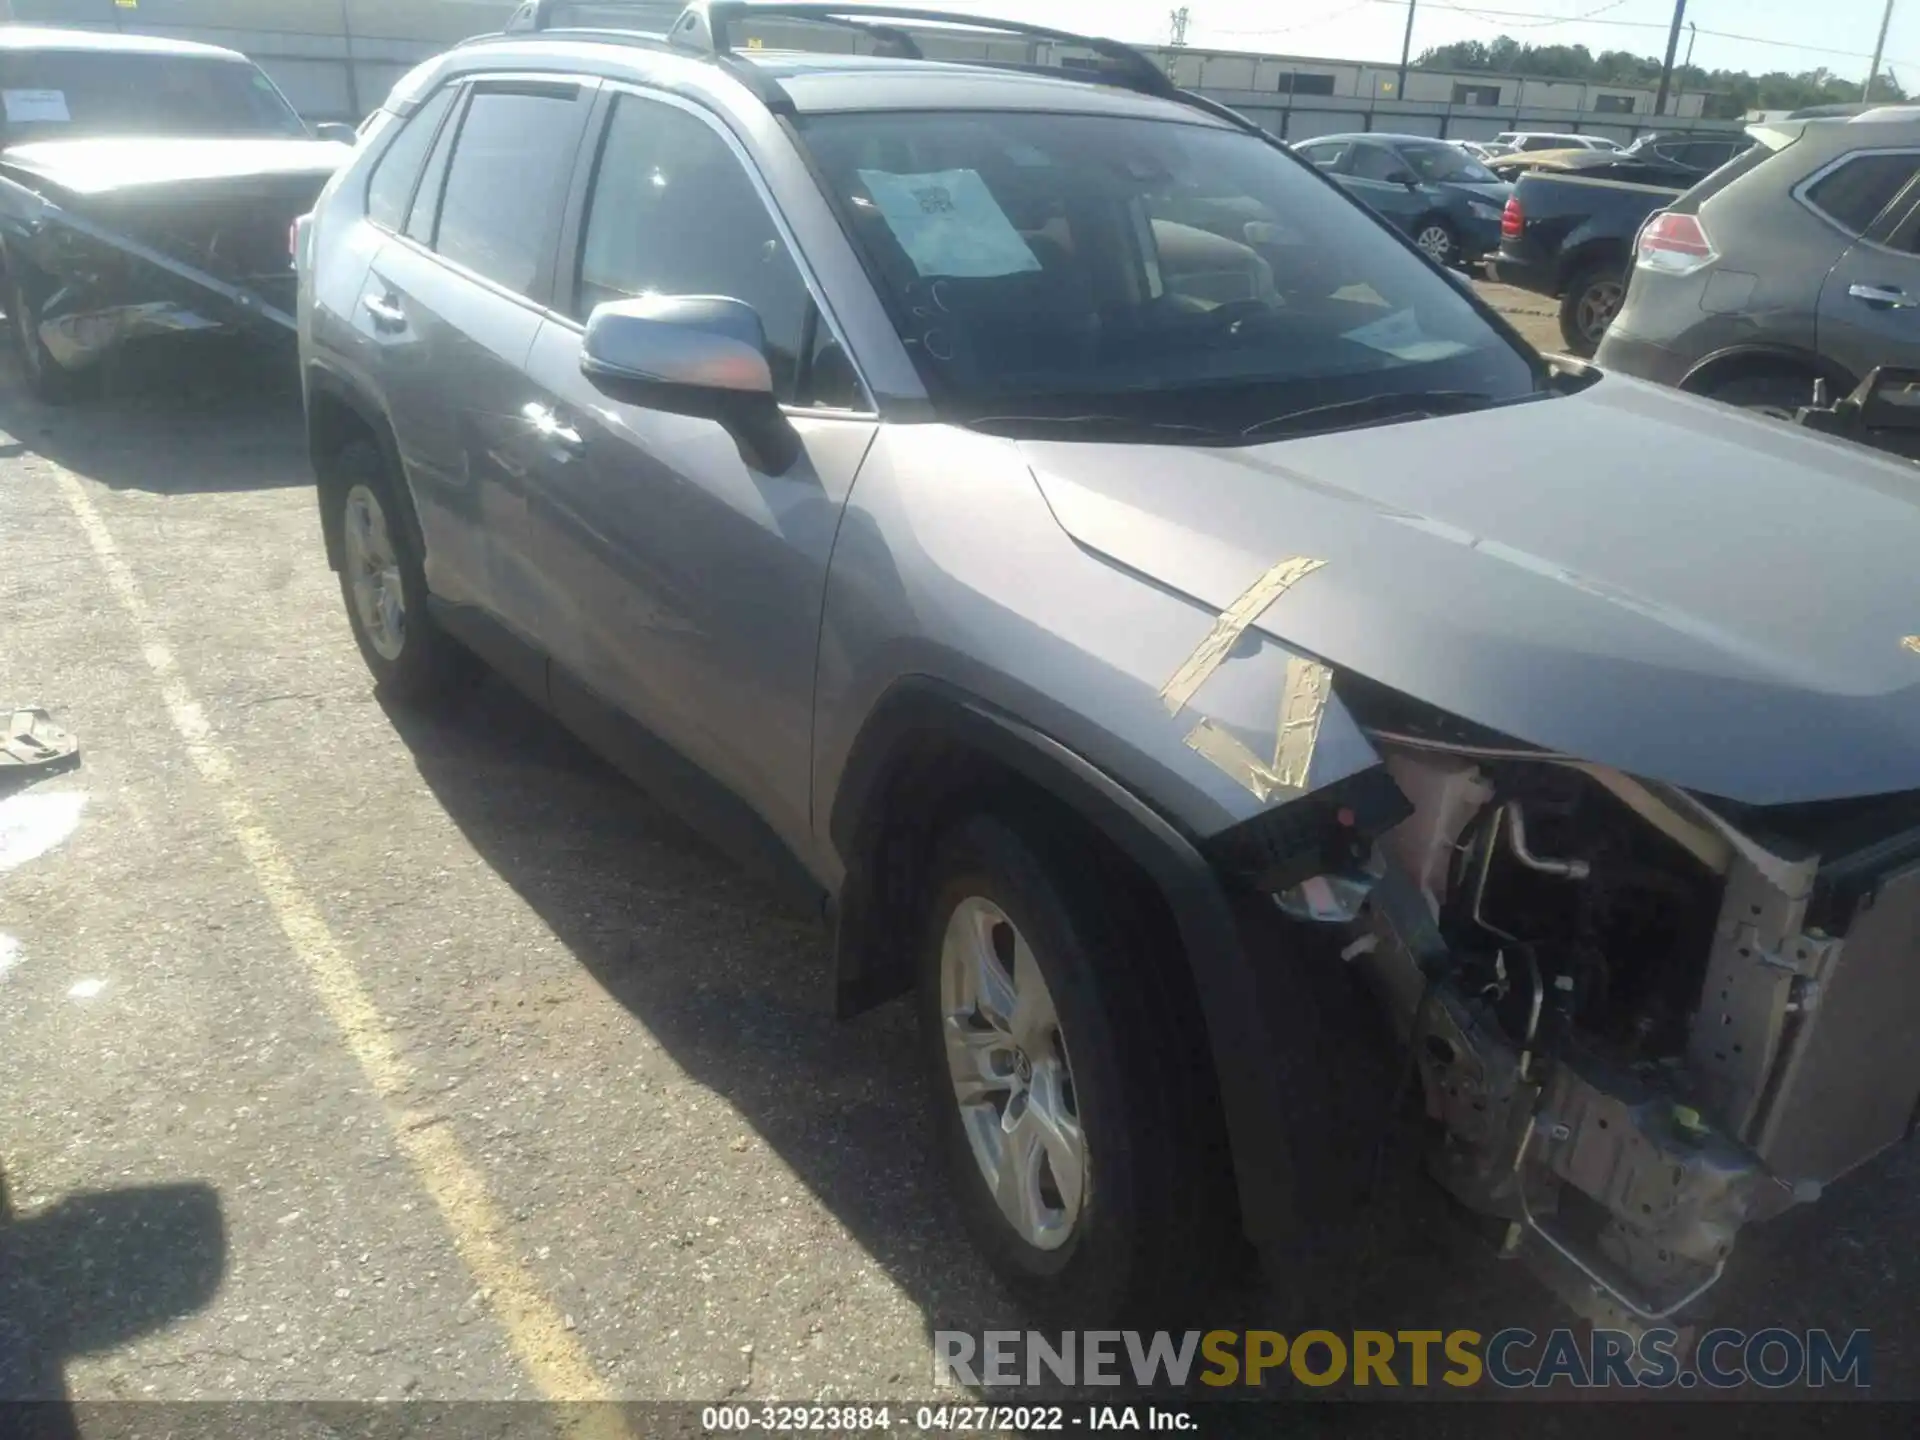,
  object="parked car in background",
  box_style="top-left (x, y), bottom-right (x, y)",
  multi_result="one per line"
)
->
top-left (1453, 138), bottom-right (1509, 162)
top-left (303, 2), bottom-right (1920, 1338)
top-left (0, 25), bottom-right (355, 400)
top-left (1294, 132), bottom-right (1511, 265)
top-left (1622, 130), bottom-right (1754, 178)
top-left (1489, 156), bottom-right (1691, 352)
top-left (1597, 111), bottom-right (1920, 445)
top-left (1495, 130), bottom-right (1622, 153)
